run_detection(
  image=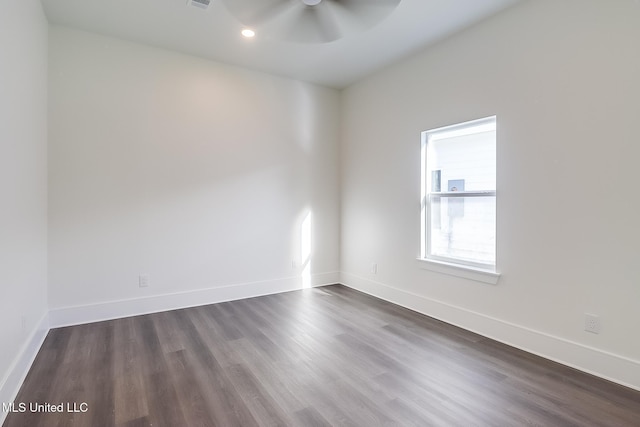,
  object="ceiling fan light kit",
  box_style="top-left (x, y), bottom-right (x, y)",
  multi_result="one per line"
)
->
top-left (222, 0), bottom-right (402, 44)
